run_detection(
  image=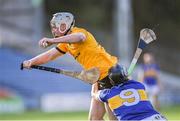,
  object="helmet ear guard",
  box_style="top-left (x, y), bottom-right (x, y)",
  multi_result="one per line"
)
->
top-left (108, 65), bottom-right (129, 86)
top-left (50, 12), bottom-right (75, 35)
